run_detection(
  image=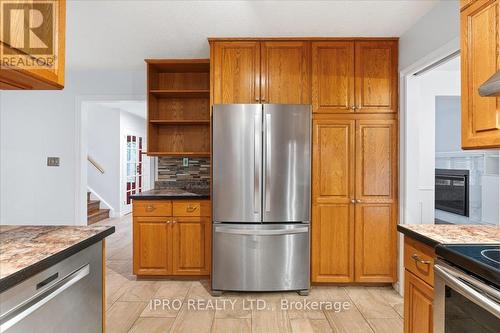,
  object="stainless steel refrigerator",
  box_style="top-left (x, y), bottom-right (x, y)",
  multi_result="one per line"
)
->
top-left (211, 104), bottom-right (311, 295)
